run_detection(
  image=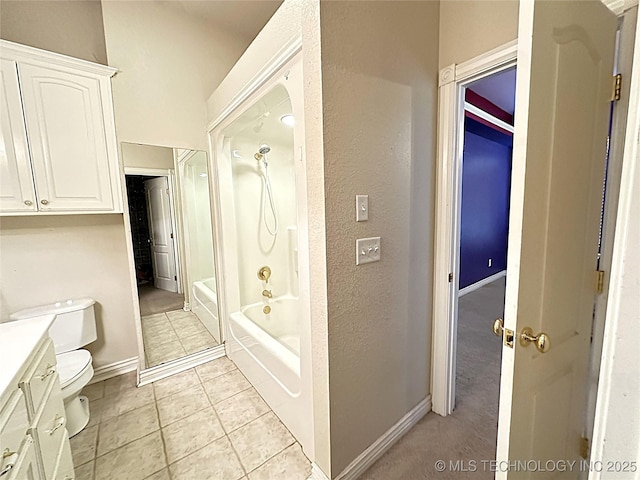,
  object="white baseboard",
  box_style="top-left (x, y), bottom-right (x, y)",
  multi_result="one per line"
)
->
top-left (330, 395), bottom-right (432, 480)
top-left (308, 463), bottom-right (330, 480)
top-left (89, 357), bottom-right (138, 384)
top-left (459, 270), bottom-right (506, 297)
top-left (138, 344), bottom-right (226, 386)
